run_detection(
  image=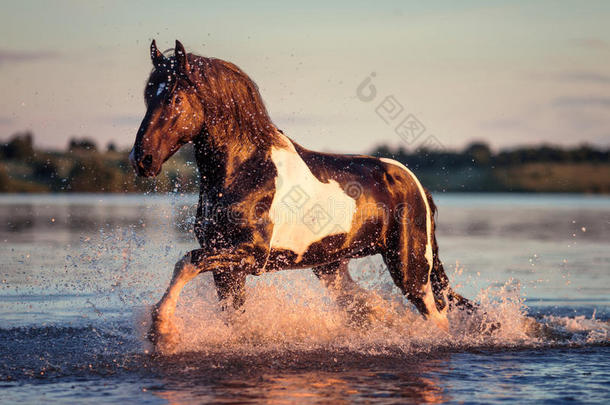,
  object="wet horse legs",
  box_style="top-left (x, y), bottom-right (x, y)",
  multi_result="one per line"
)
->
top-left (148, 248), bottom-right (253, 352)
top-left (148, 253), bottom-right (200, 349)
top-left (213, 269), bottom-right (247, 310)
top-left (313, 259), bottom-right (375, 325)
top-left (381, 218), bottom-right (450, 332)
